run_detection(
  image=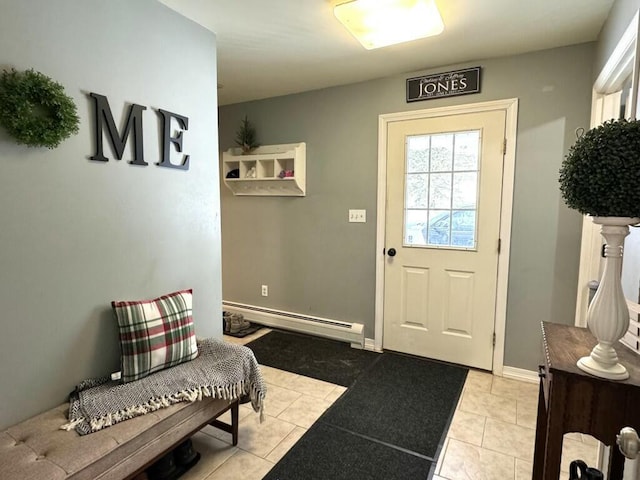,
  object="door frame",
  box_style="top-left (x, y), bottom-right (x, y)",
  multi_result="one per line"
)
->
top-left (374, 98), bottom-right (519, 375)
